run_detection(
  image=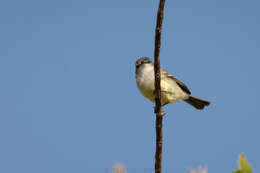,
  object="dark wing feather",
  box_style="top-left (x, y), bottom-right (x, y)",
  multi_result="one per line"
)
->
top-left (161, 68), bottom-right (191, 94)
